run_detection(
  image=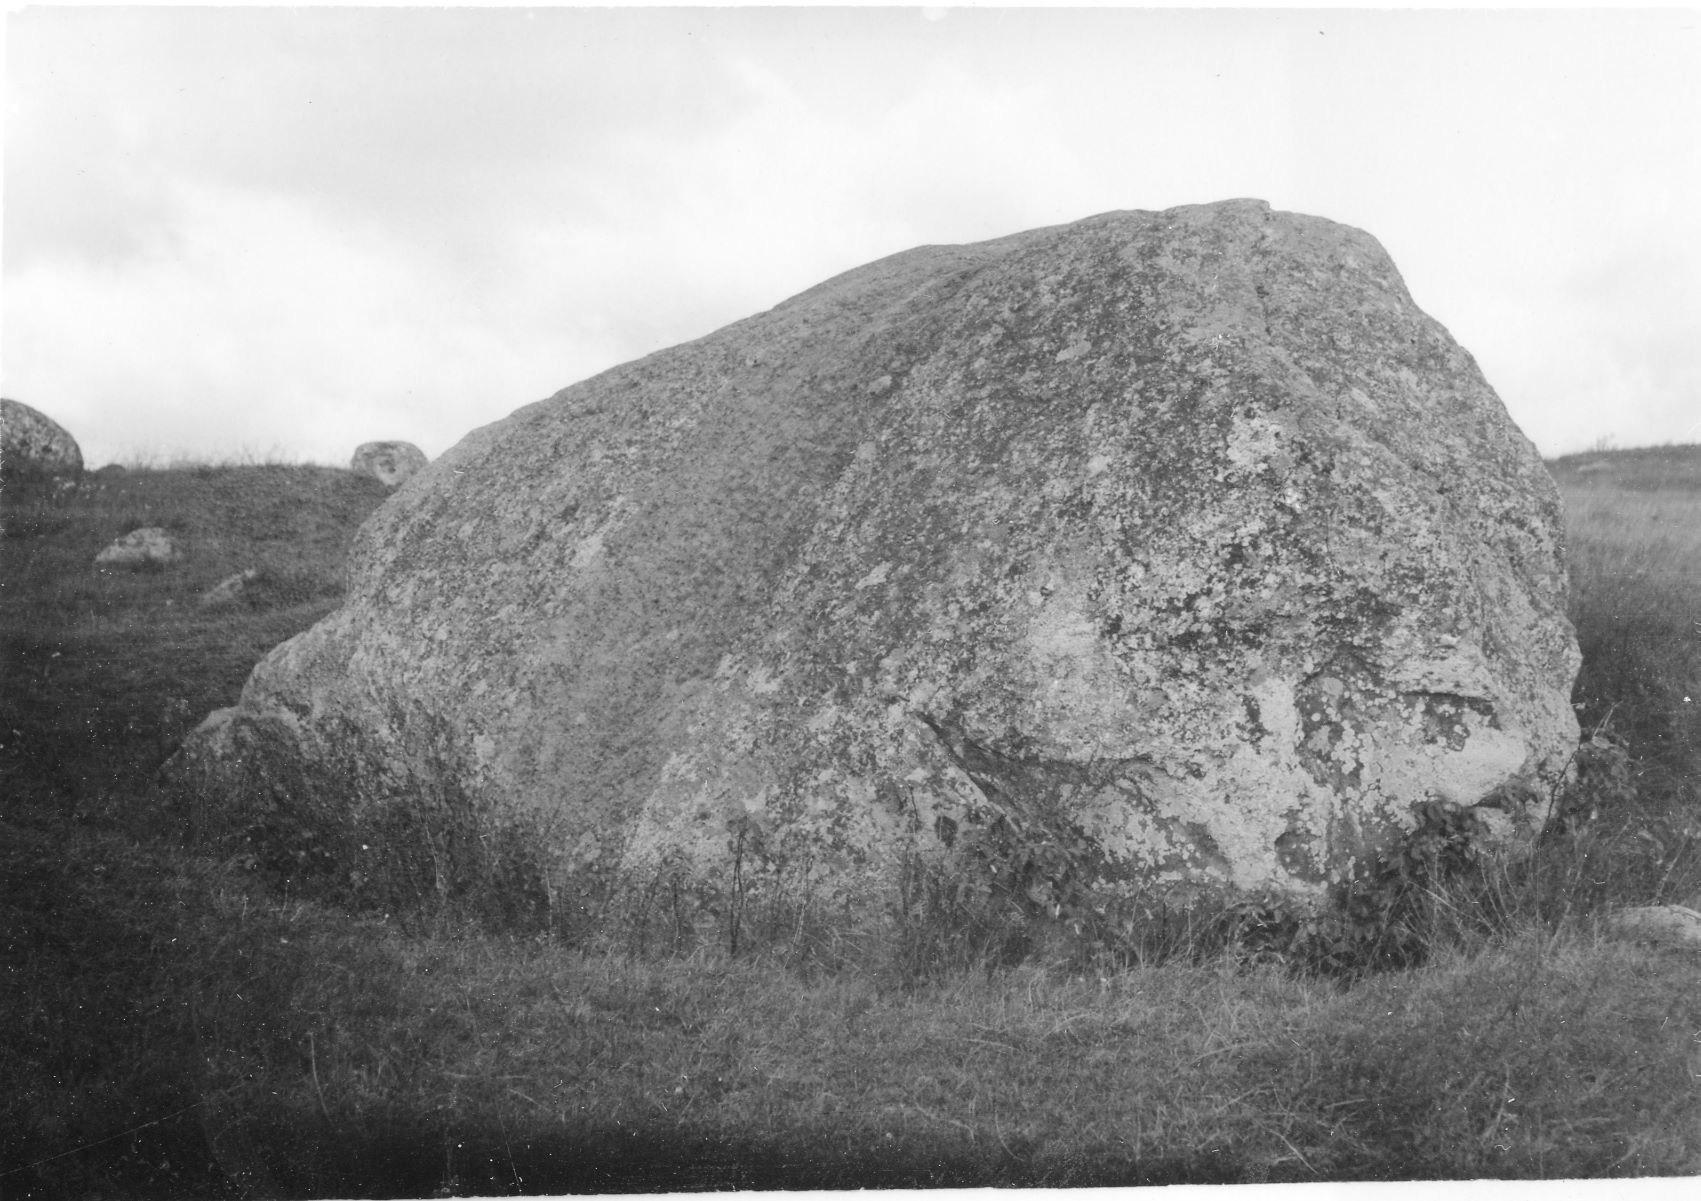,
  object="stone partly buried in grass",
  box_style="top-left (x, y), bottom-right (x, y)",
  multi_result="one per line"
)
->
top-left (167, 199), bottom-right (1581, 924)
top-left (95, 526), bottom-right (181, 568)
